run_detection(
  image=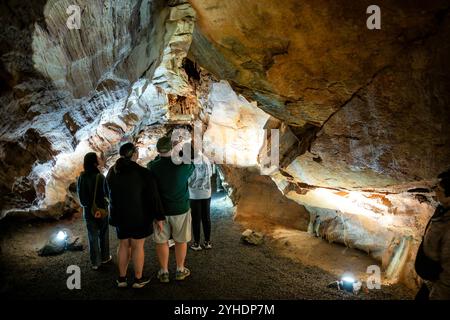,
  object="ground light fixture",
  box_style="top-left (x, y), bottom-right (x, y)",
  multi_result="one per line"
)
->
top-left (328, 273), bottom-right (362, 294)
top-left (37, 228), bottom-right (82, 256)
top-left (54, 230), bottom-right (68, 244)
top-left (341, 276), bottom-right (356, 292)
